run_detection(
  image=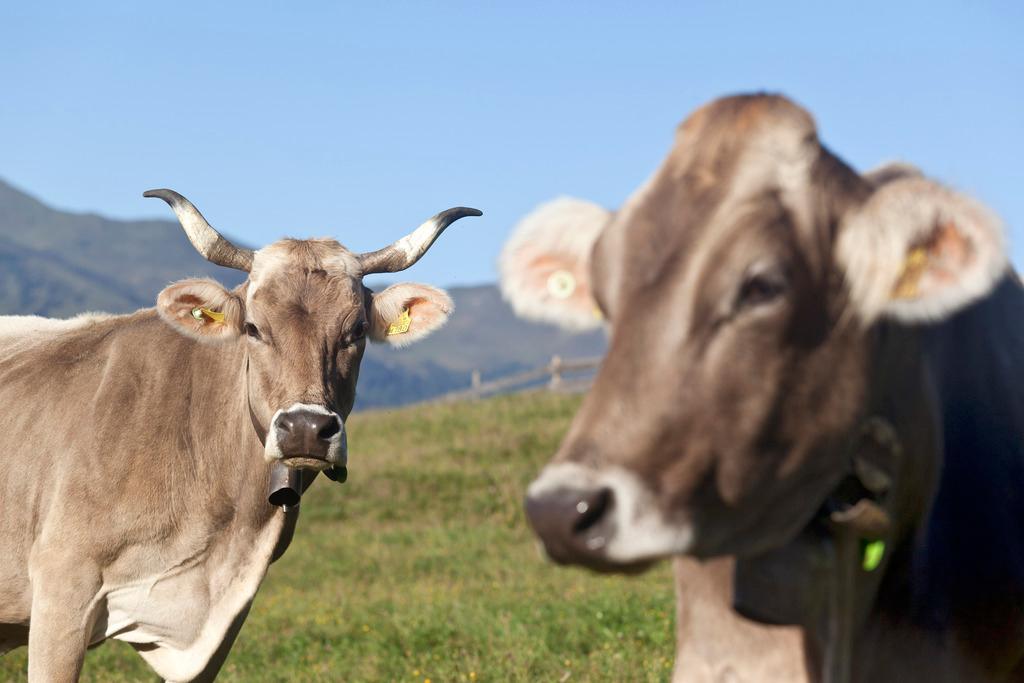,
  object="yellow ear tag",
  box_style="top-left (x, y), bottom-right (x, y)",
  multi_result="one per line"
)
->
top-left (191, 307), bottom-right (226, 324)
top-left (891, 247), bottom-right (929, 300)
top-left (546, 270), bottom-right (577, 300)
top-left (386, 308), bottom-right (412, 336)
